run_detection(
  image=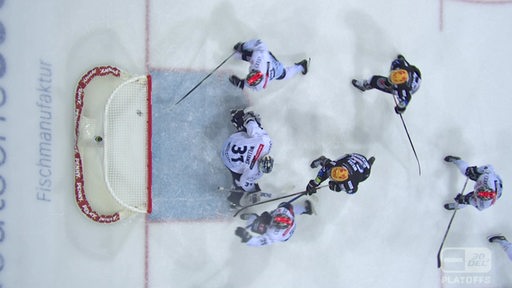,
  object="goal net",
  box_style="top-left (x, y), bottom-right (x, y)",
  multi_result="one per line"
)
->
top-left (74, 66), bottom-right (152, 223)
